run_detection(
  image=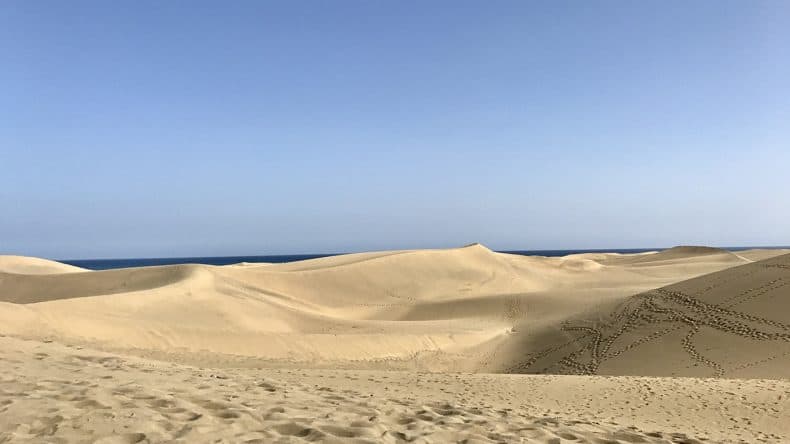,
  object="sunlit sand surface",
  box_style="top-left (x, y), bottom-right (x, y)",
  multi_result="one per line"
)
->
top-left (2, 245), bottom-right (789, 442)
